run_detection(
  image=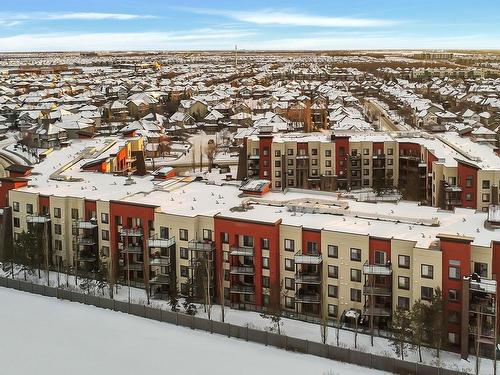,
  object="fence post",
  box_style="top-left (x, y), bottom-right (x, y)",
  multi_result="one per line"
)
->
top-left (175, 312), bottom-right (178, 326)
top-left (265, 331), bottom-right (268, 346)
top-left (246, 324), bottom-right (249, 341)
top-left (210, 319), bottom-right (213, 334)
top-left (284, 334), bottom-right (288, 351)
